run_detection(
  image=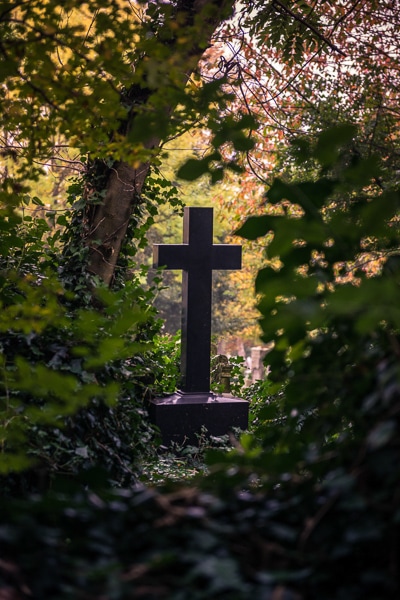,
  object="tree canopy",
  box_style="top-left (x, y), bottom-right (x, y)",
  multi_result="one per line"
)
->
top-left (6, 0), bottom-right (399, 285)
